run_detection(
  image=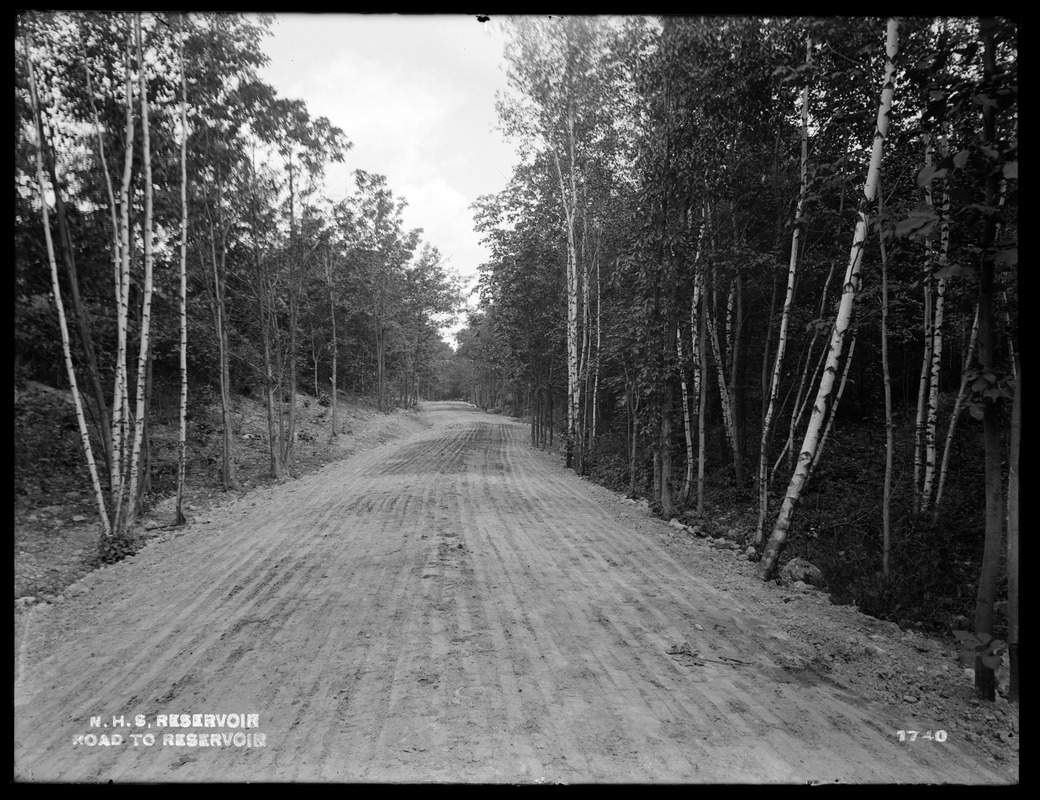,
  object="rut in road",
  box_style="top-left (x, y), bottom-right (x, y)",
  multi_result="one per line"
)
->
top-left (14, 402), bottom-right (1008, 783)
